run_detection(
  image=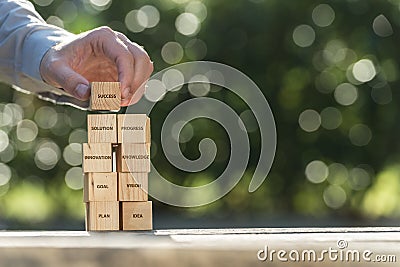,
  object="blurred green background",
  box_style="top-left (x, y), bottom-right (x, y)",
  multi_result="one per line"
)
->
top-left (1, 0), bottom-right (400, 229)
